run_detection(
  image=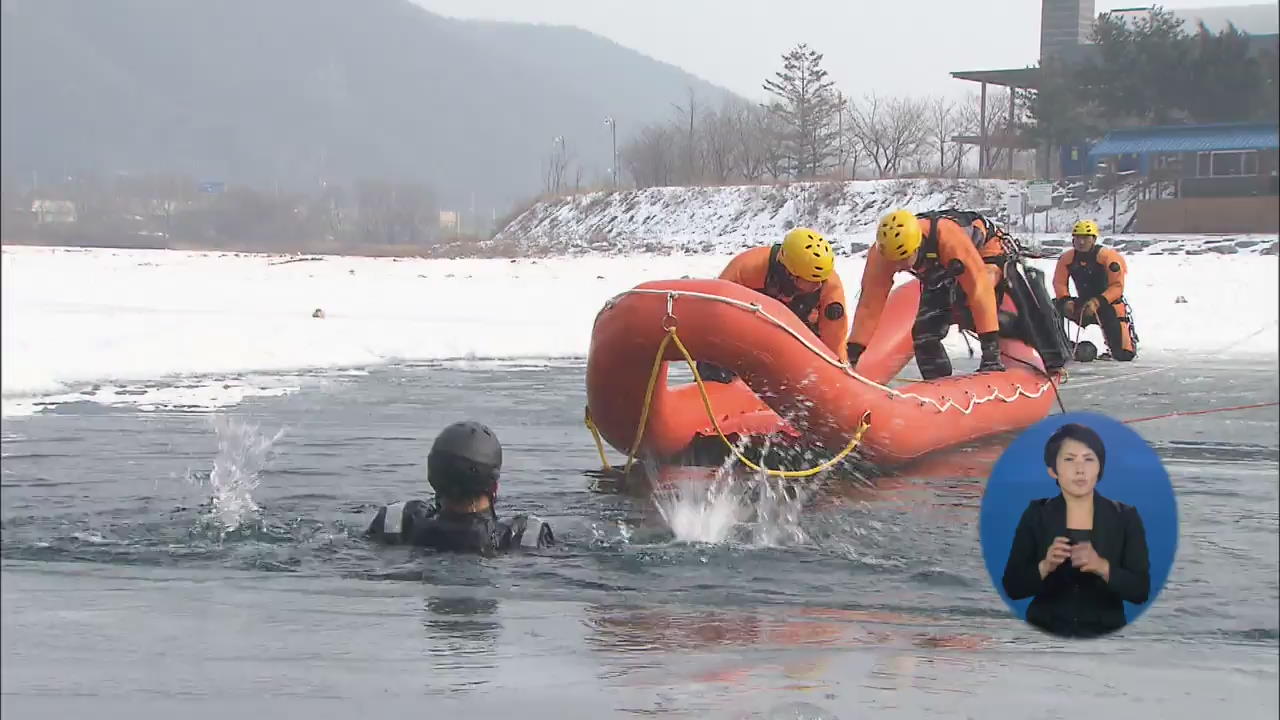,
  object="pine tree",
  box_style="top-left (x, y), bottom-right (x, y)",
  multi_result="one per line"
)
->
top-left (1183, 21), bottom-right (1267, 123)
top-left (1079, 7), bottom-right (1190, 125)
top-left (1077, 7), bottom-right (1272, 126)
top-left (762, 44), bottom-right (841, 179)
